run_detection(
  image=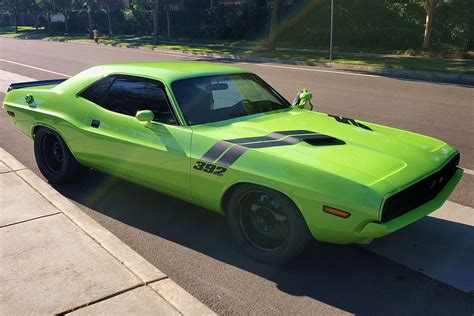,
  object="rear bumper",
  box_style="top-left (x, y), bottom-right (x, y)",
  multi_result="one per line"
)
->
top-left (357, 168), bottom-right (463, 238)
